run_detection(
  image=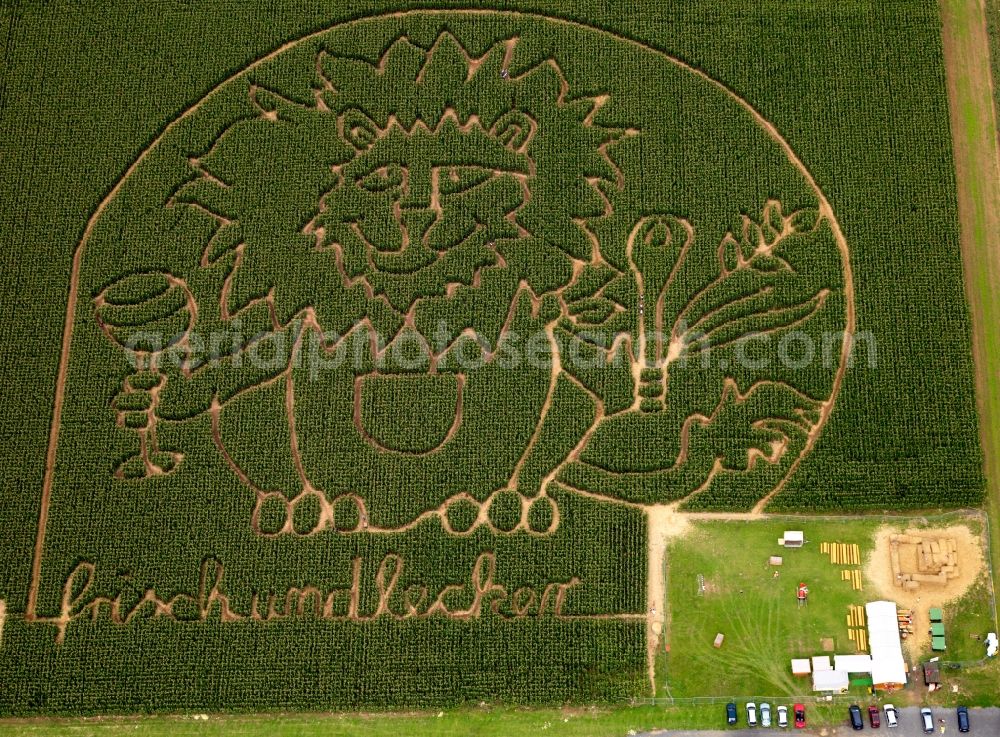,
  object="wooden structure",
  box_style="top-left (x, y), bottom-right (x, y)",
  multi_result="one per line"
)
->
top-left (890, 534), bottom-right (960, 590)
top-left (841, 569), bottom-right (863, 590)
top-left (821, 542), bottom-right (860, 565)
top-left (847, 605), bottom-right (867, 627)
top-left (847, 627), bottom-right (868, 652)
top-left (922, 661), bottom-right (941, 686)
